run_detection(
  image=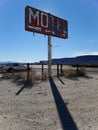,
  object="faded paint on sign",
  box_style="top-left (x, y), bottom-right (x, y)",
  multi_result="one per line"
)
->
top-left (25, 6), bottom-right (68, 39)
